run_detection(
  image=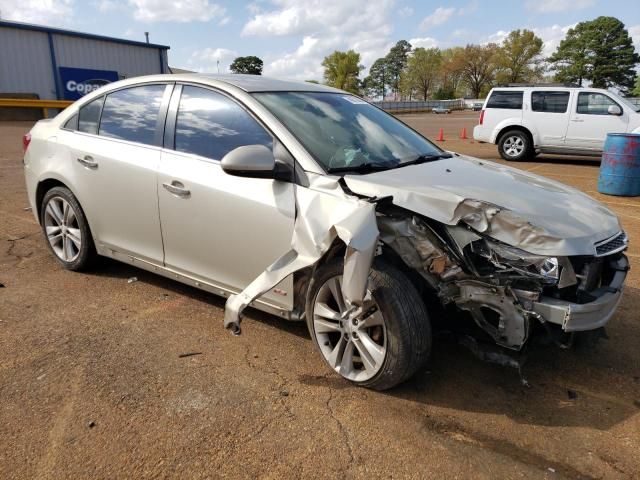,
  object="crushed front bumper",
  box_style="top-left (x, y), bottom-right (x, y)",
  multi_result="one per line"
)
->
top-left (531, 255), bottom-right (629, 332)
